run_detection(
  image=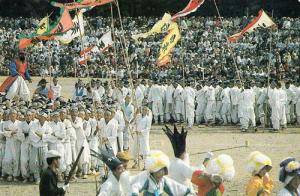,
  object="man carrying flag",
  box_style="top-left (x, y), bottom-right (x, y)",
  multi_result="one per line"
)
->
top-left (0, 51), bottom-right (32, 102)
